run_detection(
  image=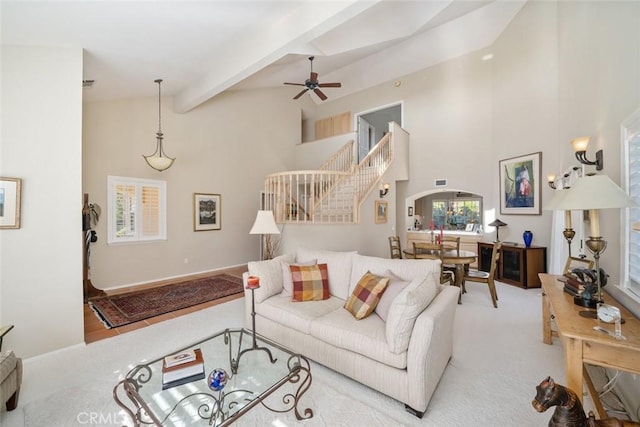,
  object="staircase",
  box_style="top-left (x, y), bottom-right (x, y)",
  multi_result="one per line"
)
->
top-left (262, 124), bottom-right (405, 224)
